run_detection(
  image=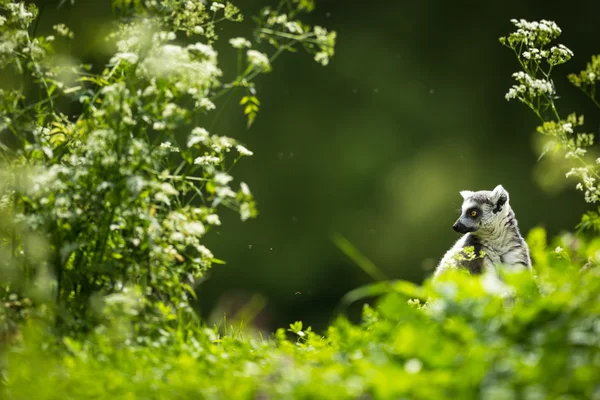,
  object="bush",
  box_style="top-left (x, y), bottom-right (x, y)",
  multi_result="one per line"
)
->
top-left (3, 228), bottom-right (599, 399)
top-left (0, 0), bottom-right (335, 334)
